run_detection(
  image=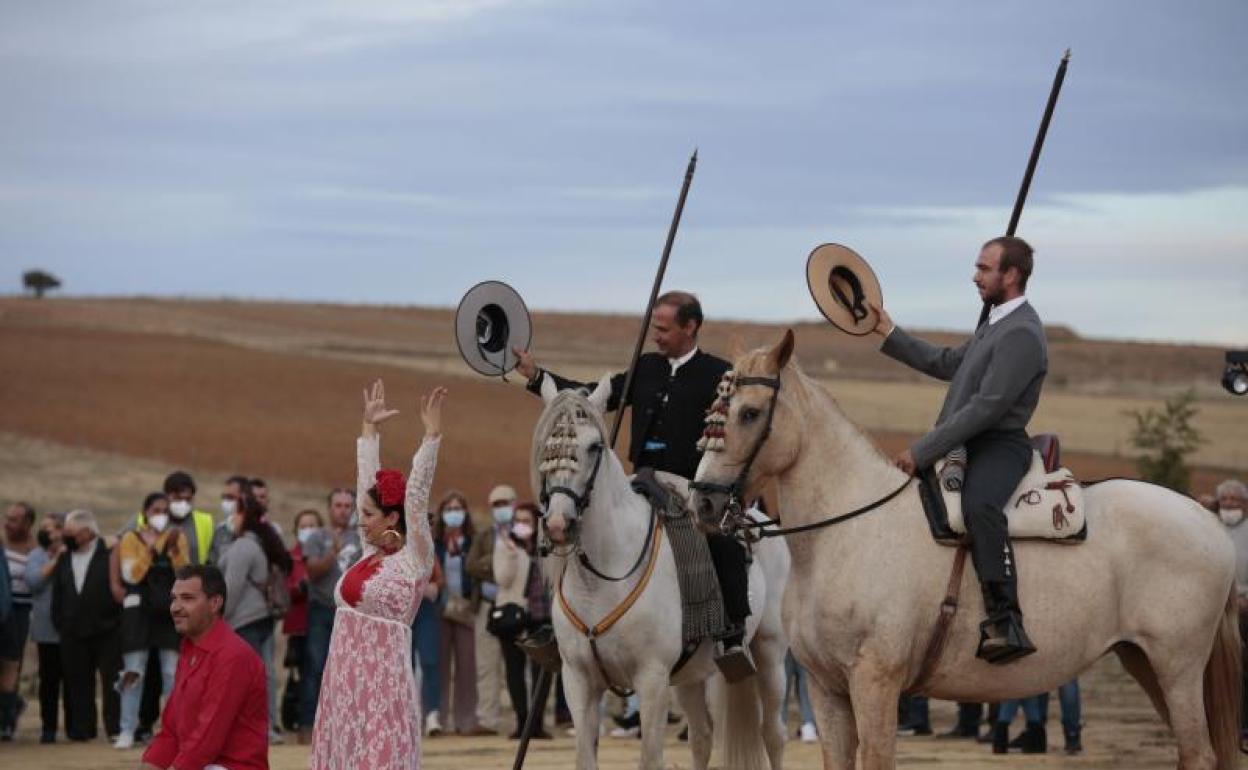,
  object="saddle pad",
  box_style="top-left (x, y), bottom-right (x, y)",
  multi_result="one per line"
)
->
top-left (631, 469), bottom-right (727, 646)
top-left (934, 450), bottom-right (1087, 542)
